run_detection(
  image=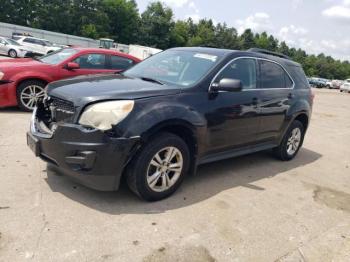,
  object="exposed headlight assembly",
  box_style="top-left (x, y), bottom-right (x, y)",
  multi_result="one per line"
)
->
top-left (0, 71), bottom-right (4, 80)
top-left (79, 100), bottom-right (134, 131)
